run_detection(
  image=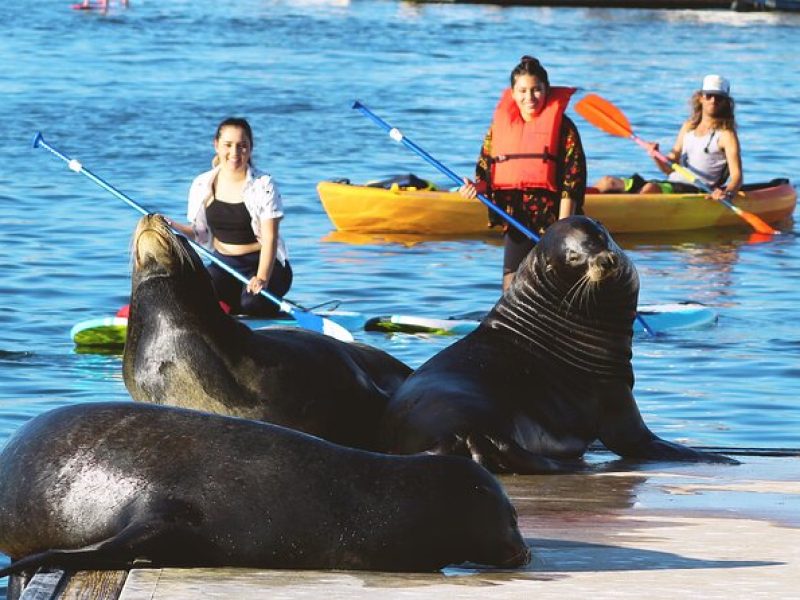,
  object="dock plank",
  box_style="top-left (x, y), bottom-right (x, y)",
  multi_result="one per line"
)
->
top-left (56, 571), bottom-right (127, 600)
top-left (19, 570), bottom-right (64, 600)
